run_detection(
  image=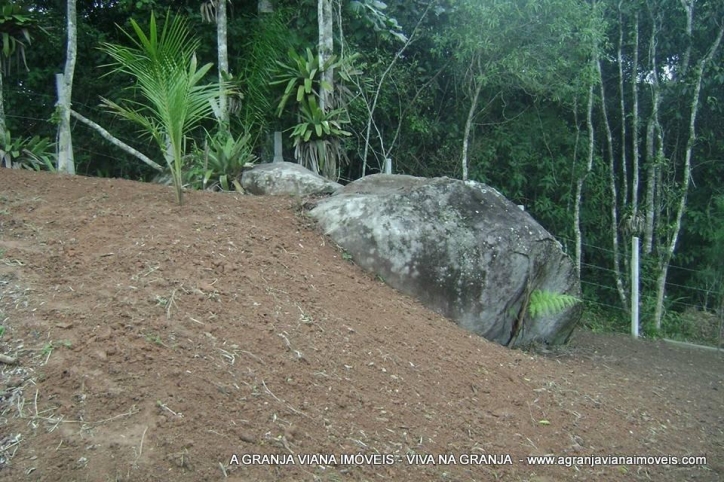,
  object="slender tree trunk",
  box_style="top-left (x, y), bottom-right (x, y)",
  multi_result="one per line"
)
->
top-left (653, 20), bottom-right (724, 330)
top-left (644, 117), bottom-right (657, 253)
top-left (337, 0), bottom-right (344, 60)
top-left (56, 0), bottom-right (76, 175)
top-left (0, 71), bottom-right (7, 156)
top-left (617, 3), bottom-right (631, 279)
top-left (461, 75), bottom-right (482, 182)
top-left (597, 56), bottom-right (628, 311)
top-left (315, 0), bottom-right (333, 177)
top-left (217, 0), bottom-right (229, 127)
top-left (318, 0), bottom-right (333, 113)
top-left (679, 0), bottom-right (693, 78)
top-left (653, 262), bottom-right (669, 330)
top-left (574, 81), bottom-right (596, 280)
top-left (643, 11), bottom-right (662, 254)
top-left (165, 134), bottom-right (183, 205)
top-left (617, 2), bottom-right (628, 210)
top-left (631, 11), bottom-right (640, 220)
